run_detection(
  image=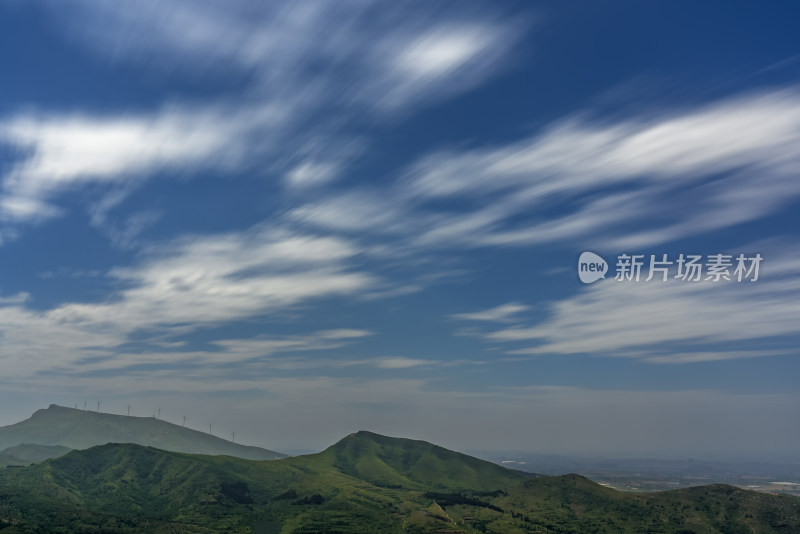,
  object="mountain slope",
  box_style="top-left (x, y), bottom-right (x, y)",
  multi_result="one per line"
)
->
top-left (314, 430), bottom-right (522, 490)
top-left (0, 444), bottom-right (71, 467)
top-left (0, 405), bottom-right (284, 461)
top-left (0, 432), bottom-right (797, 533)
